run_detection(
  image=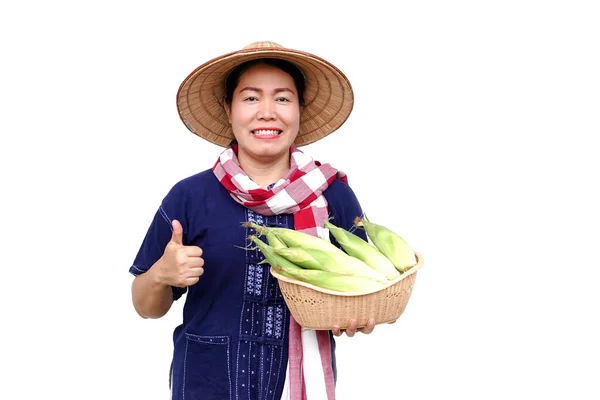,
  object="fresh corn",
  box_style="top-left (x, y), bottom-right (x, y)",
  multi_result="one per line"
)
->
top-left (273, 247), bottom-right (322, 270)
top-left (265, 230), bottom-right (287, 249)
top-left (246, 217), bottom-right (417, 294)
top-left (275, 264), bottom-right (386, 293)
top-left (324, 220), bottom-right (401, 280)
top-left (354, 215), bottom-right (417, 273)
top-left (248, 235), bottom-right (302, 278)
top-left (276, 246), bottom-right (389, 284)
top-left (242, 222), bottom-right (344, 254)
